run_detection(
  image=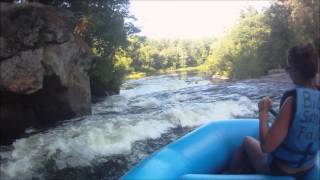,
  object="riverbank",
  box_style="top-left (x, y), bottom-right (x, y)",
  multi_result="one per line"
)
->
top-left (125, 66), bottom-right (293, 84)
top-left (126, 65), bottom-right (208, 80)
